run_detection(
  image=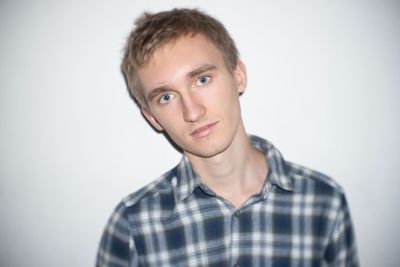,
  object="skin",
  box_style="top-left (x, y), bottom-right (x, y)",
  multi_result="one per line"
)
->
top-left (138, 34), bottom-right (268, 208)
